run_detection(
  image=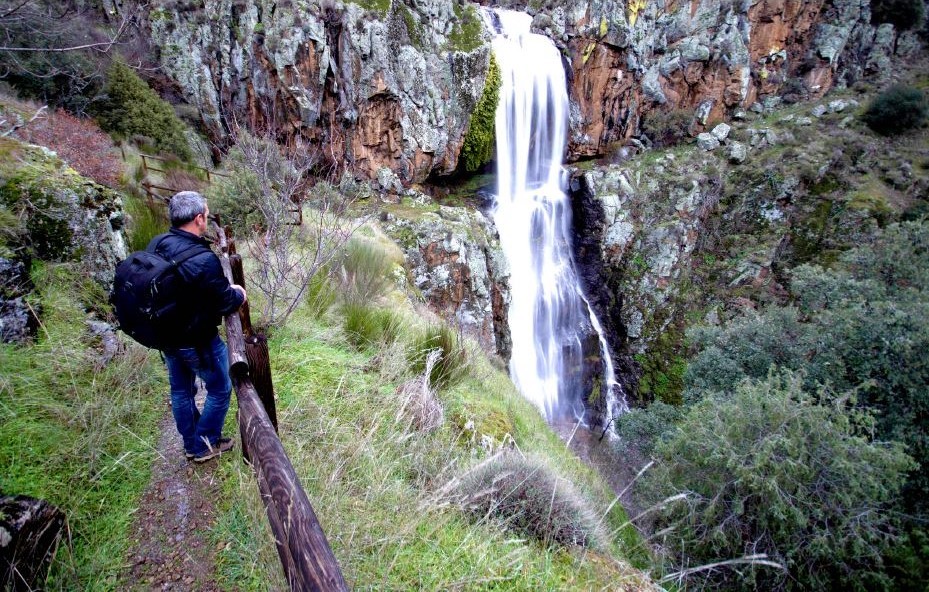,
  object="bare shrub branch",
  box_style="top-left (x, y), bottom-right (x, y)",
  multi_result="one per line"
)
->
top-left (212, 125), bottom-right (369, 329)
